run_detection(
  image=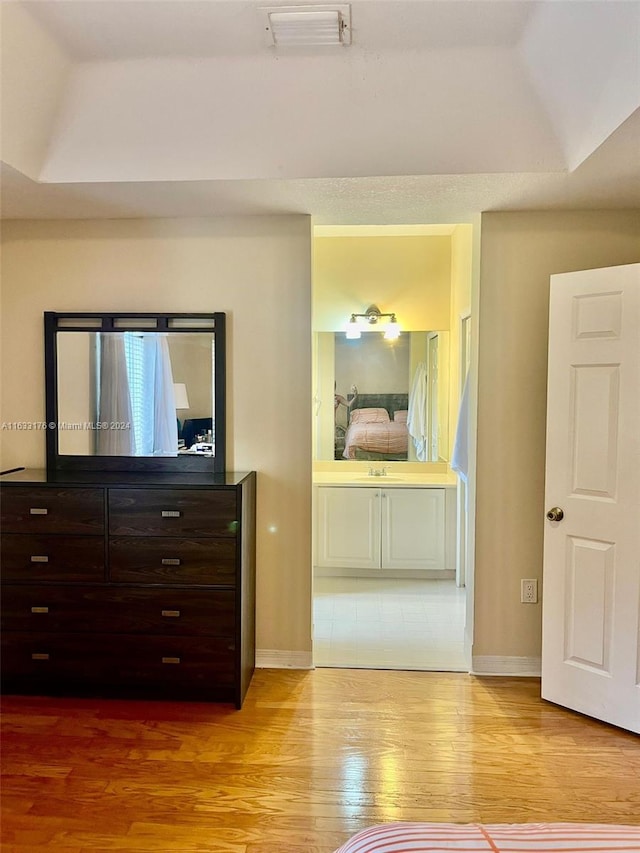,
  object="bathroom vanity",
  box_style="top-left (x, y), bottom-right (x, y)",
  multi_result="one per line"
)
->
top-left (313, 473), bottom-right (456, 578)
